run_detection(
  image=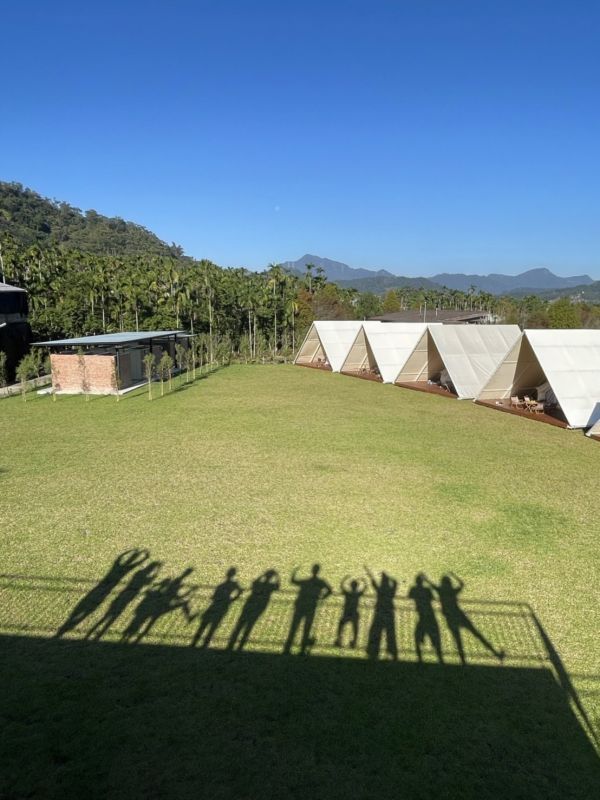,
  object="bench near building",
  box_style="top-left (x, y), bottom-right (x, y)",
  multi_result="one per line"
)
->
top-left (35, 331), bottom-right (186, 395)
